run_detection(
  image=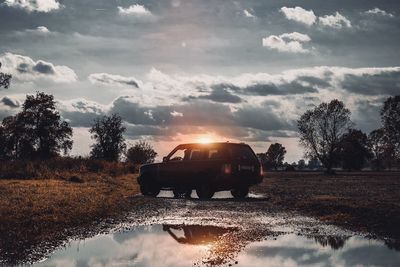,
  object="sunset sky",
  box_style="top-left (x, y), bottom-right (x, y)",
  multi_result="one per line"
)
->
top-left (1, 0), bottom-right (400, 162)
